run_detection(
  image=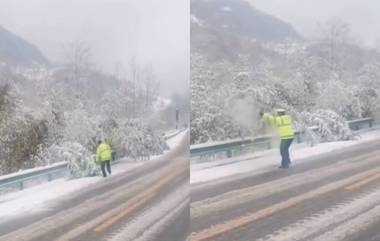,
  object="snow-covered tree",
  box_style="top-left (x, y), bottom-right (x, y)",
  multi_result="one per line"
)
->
top-left (299, 109), bottom-right (354, 142)
top-left (0, 54), bottom-right (169, 177)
